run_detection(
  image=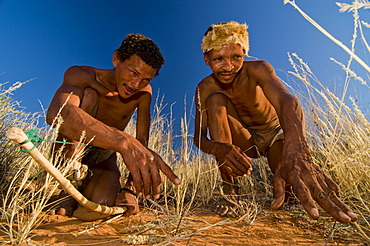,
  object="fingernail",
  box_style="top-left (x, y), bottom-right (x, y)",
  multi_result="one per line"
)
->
top-left (312, 208), bottom-right (320, 218)
top-left (138, 192), bottom-right (143, 197)
top-left (154, 194), bottom-right (160, 199)
top-left (338, 211), bottom-right (351, 221)
top-left (174, 178), bottom-right (181, 185)
top-left (146, 195), bottom-right (151, 199)
top-left (348, 211), bottom-right (357, 219)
